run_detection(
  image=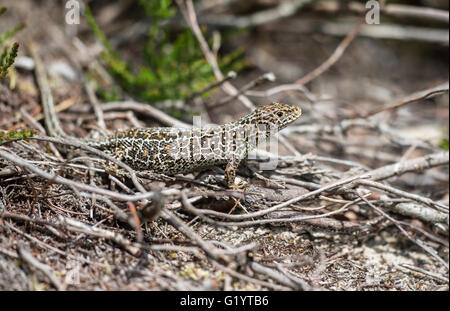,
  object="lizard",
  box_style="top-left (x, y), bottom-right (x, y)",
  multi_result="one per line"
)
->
top-left (30, 43), bottom-right (302, 188)
top-left (86, 102), bottom-right (302, 188)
